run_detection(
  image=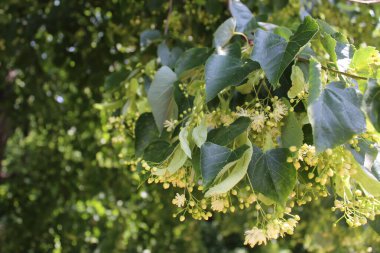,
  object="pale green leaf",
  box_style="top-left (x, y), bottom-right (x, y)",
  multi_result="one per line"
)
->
top-left (205, 140), bottom-right (253, 197)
